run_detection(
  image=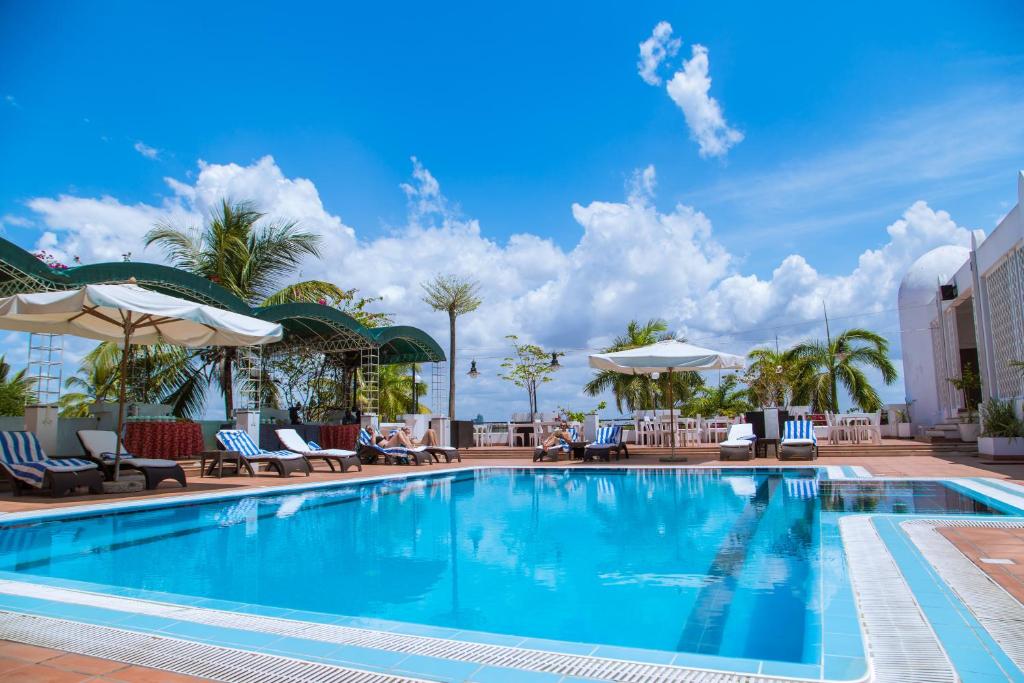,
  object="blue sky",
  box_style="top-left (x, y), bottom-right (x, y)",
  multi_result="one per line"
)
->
top-left (1, 1), bottom-right (1022, 418)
